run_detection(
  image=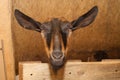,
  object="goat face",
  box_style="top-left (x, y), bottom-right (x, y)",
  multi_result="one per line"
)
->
top-left (14, 6), bottom-right (98, 68)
